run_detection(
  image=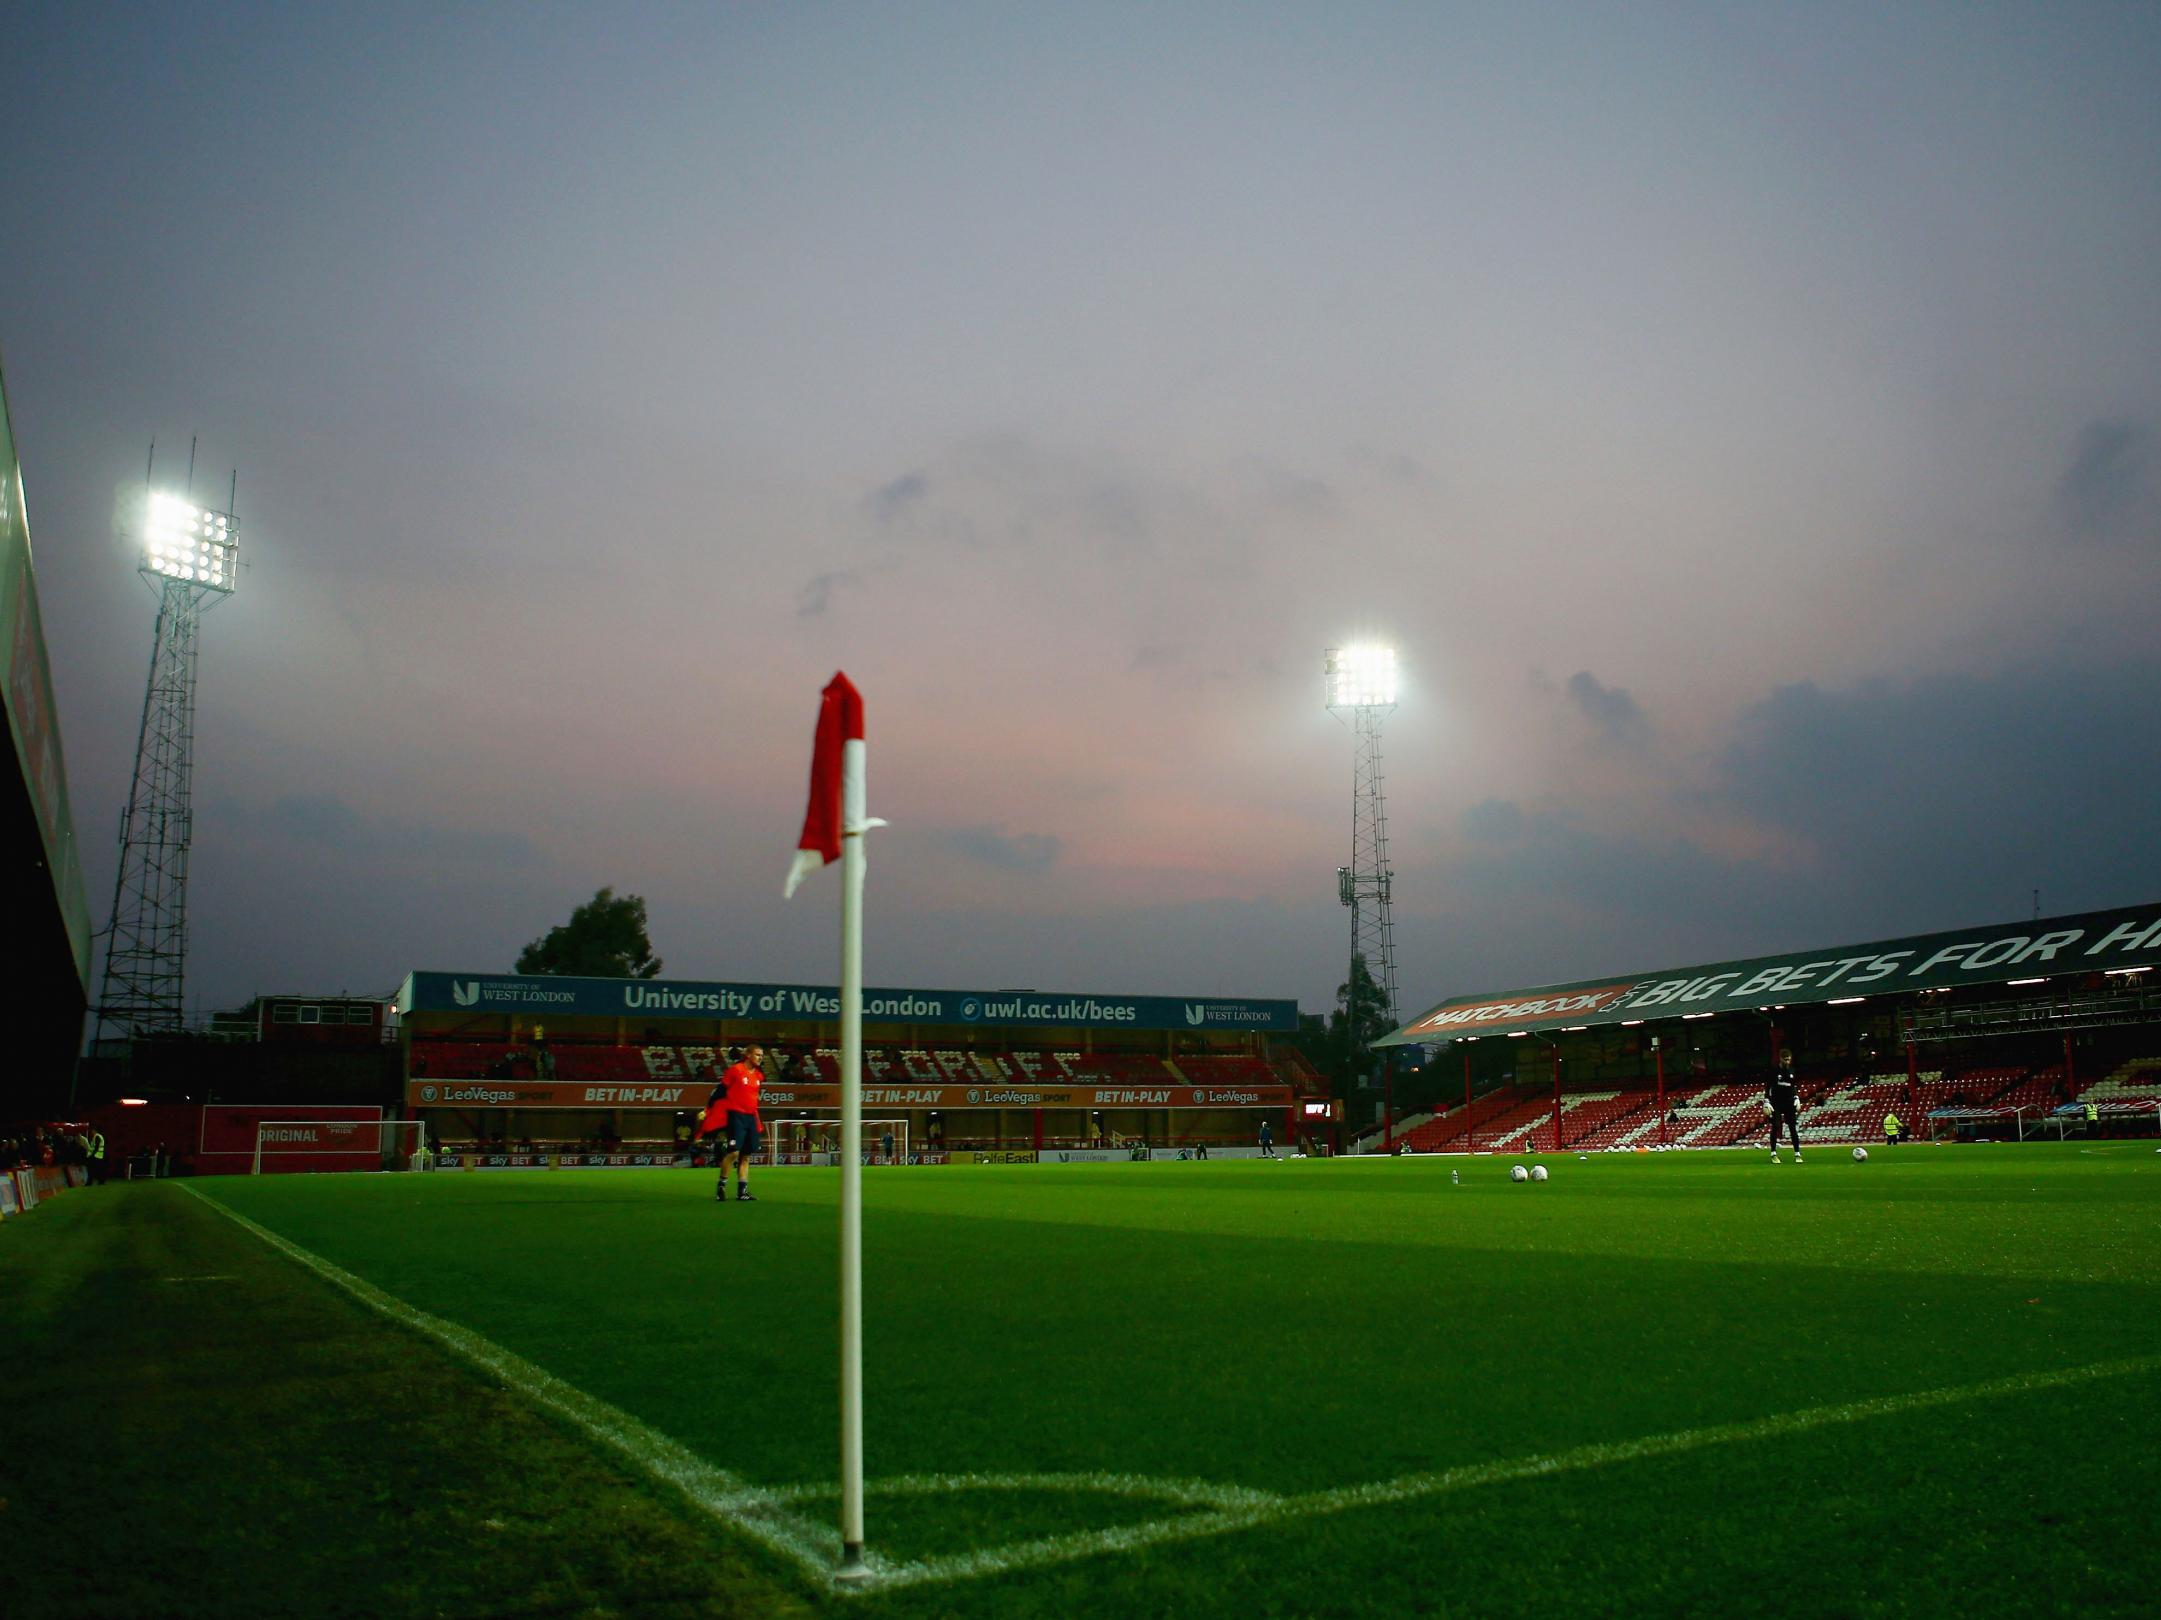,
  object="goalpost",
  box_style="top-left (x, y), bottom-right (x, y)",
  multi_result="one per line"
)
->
top-left (251, 1118), bottom-right (430, 1175)
top-left (774, 1119), bottom-right (909, 1164)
